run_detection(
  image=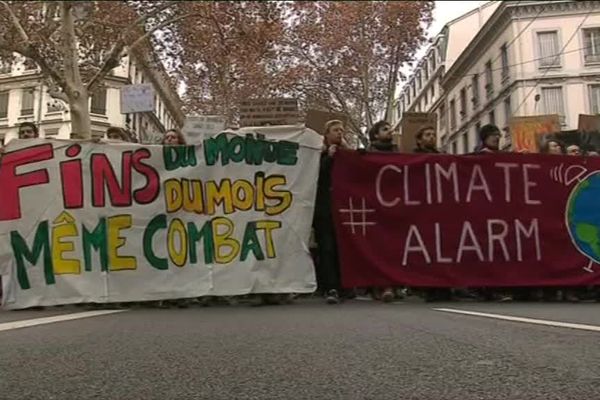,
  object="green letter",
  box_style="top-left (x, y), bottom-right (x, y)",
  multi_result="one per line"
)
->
top-left (143, 214), bottom-right (168, 270)
top-left (10, 221), bottom-right (54, 289)
top-left (240, 222), bottom-right (265, 261)
top-left (204, 133), bottom-right (230, 166)
top-left (82, 218), bottom-right (108, 272)
top-left (188, 221), bottom-right (215, 264)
